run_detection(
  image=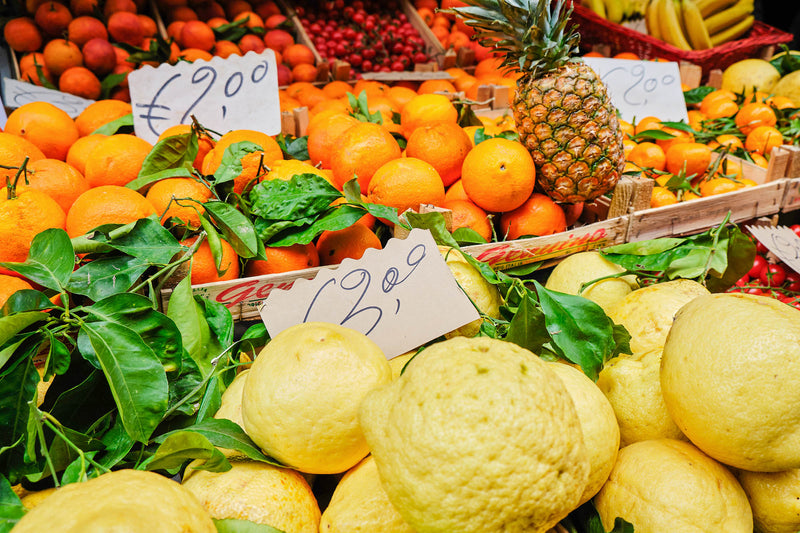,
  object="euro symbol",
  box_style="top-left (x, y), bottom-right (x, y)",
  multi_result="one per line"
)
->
top-left (135, 73), bottom-right (181, 137)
